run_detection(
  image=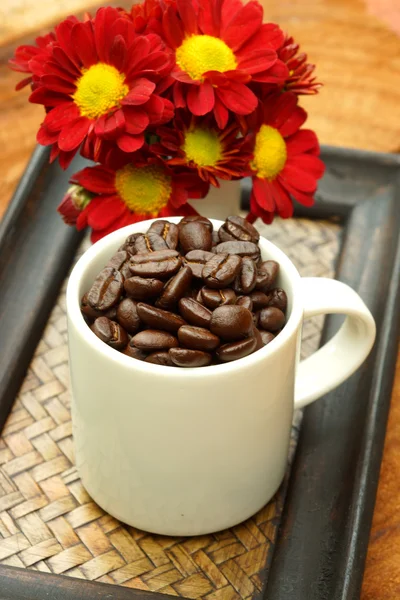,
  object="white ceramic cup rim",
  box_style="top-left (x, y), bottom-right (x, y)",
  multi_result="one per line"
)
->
top-left (66, 218), bottom-right (303, 379)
